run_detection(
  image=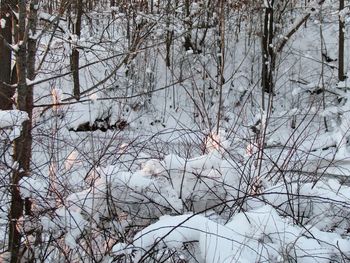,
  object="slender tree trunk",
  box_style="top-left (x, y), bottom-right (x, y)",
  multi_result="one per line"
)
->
top-left (71, 0), bottom-right (83, 100)
top-left (338, 0), bottom-right (346, 81)
top-left (216, 0), bottom-right (225, 134)
top-left (25, 0), bottom-right (39, 222)
top-left (9, 0), bottom-right (37, 261)
top-left (165, 0), bottom-right (173, 67)
top-left (184, 0), bottom-right (192, 51)
top-left (0, 0), bottom-right (14, 109)
top-left (261, 2), bottom-right (274, 95)
top-left (268, 3), bottom-right (274, 93)
top-left (10, 1), bottom-right (26, 261)
top-left (261, 7), bottom-right (268, 97)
